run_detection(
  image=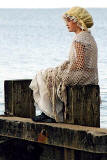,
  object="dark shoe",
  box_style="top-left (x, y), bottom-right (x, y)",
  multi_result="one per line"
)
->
top-left (42, 117), bottom-right (56, 123)
top-left (32, 112), bottom-right (56, 123)
top-left (32, 112), bottom-right (48, 122)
